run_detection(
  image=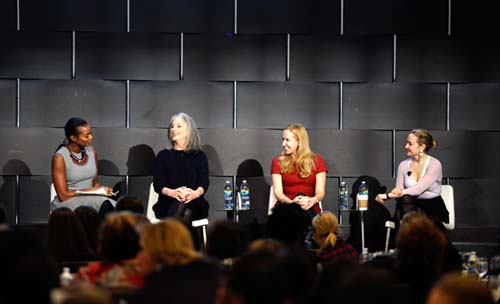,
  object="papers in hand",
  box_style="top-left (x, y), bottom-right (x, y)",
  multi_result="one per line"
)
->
top-left (76, 187), bottom-right (118, 196)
